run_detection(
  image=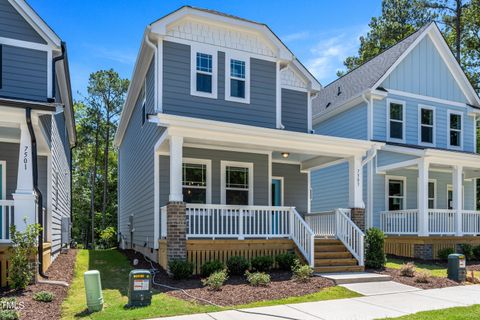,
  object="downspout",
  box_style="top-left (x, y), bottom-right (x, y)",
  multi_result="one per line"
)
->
top-left (51, 42), bottom-right (66, 101)
top-left (144, 27), bottom-right (158, 111)
top-left (26, 108), bottom-right (48, 279)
